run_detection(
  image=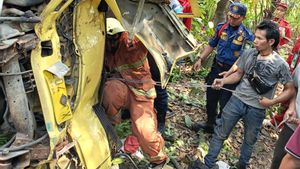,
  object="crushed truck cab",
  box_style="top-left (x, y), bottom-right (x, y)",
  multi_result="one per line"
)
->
top-left (0, 0), bottom-right (198, 168)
